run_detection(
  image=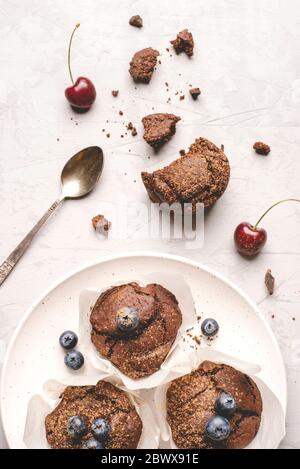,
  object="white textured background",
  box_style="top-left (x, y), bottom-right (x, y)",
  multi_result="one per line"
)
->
top-left (0, 0), bottom-right (300, 448)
